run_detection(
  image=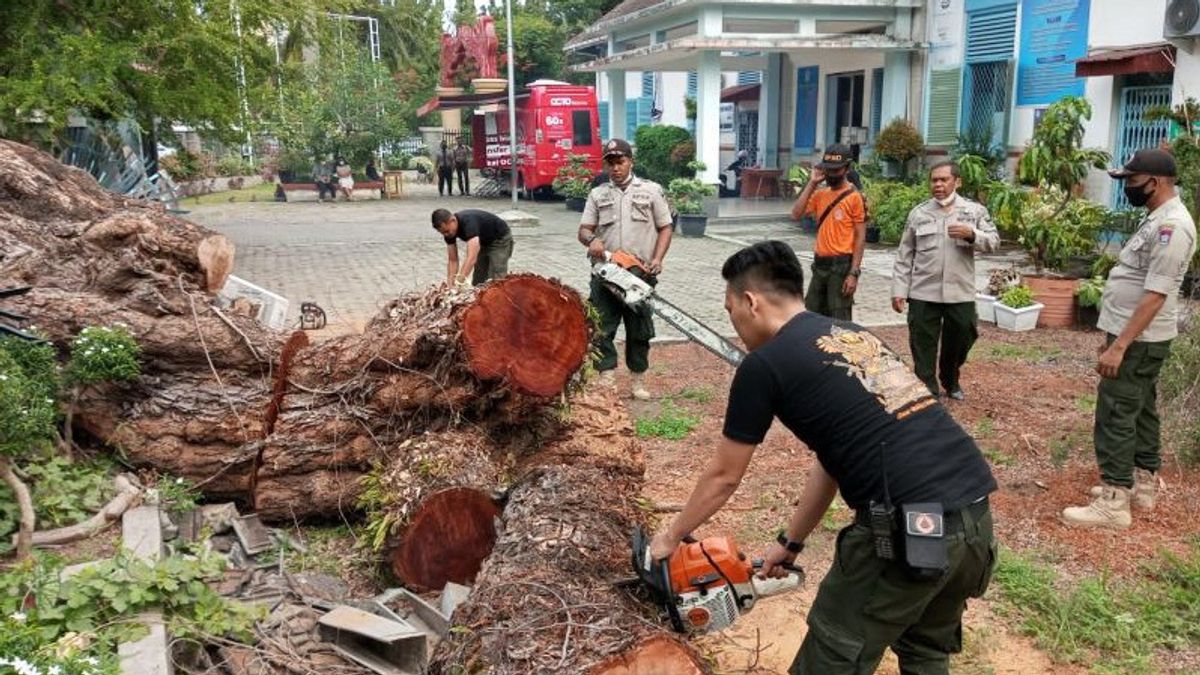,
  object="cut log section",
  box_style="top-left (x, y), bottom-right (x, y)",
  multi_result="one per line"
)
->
top-left (588, 635), bottom-right (710, 675)
top-left (461, 274), bottom-right (591, 397)
top-left (388, 487), bottom-right (501, 591)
